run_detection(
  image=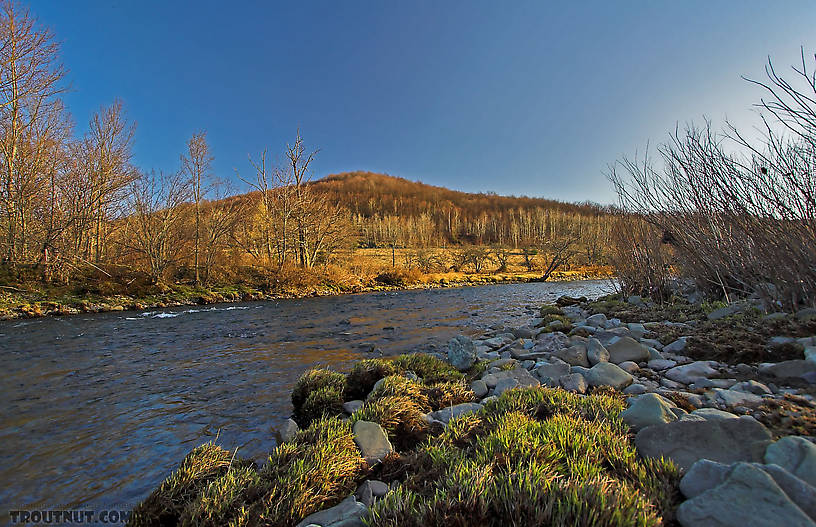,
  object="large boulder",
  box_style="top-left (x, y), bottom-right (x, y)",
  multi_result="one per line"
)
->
top-left (606, 336), bottom-right (650, 364)
top-left (482, 368), bottom-right (539, 389)
top-left (676, 463), bottom-right (815, 527)
top-left (352, 421), bottom-right (393, 464)
top-left (447, 336), bottom-right (477, 371)
top-left (664, 361), bottom-right (718, 385)
top-left (759, 360), bottom-right (816, 381)
top-left (765, 436), bottom-right (816, 488)
top-left (584, 362), bottom-right (634, 390)
top-left (534, 361), bottom-right (571, 382)
top-left (621, 393), bottom-right (679, 431)
top-left (295, 495), bottom-right (367, 527)
top-left (635, 416), bottom-right (773, 470)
